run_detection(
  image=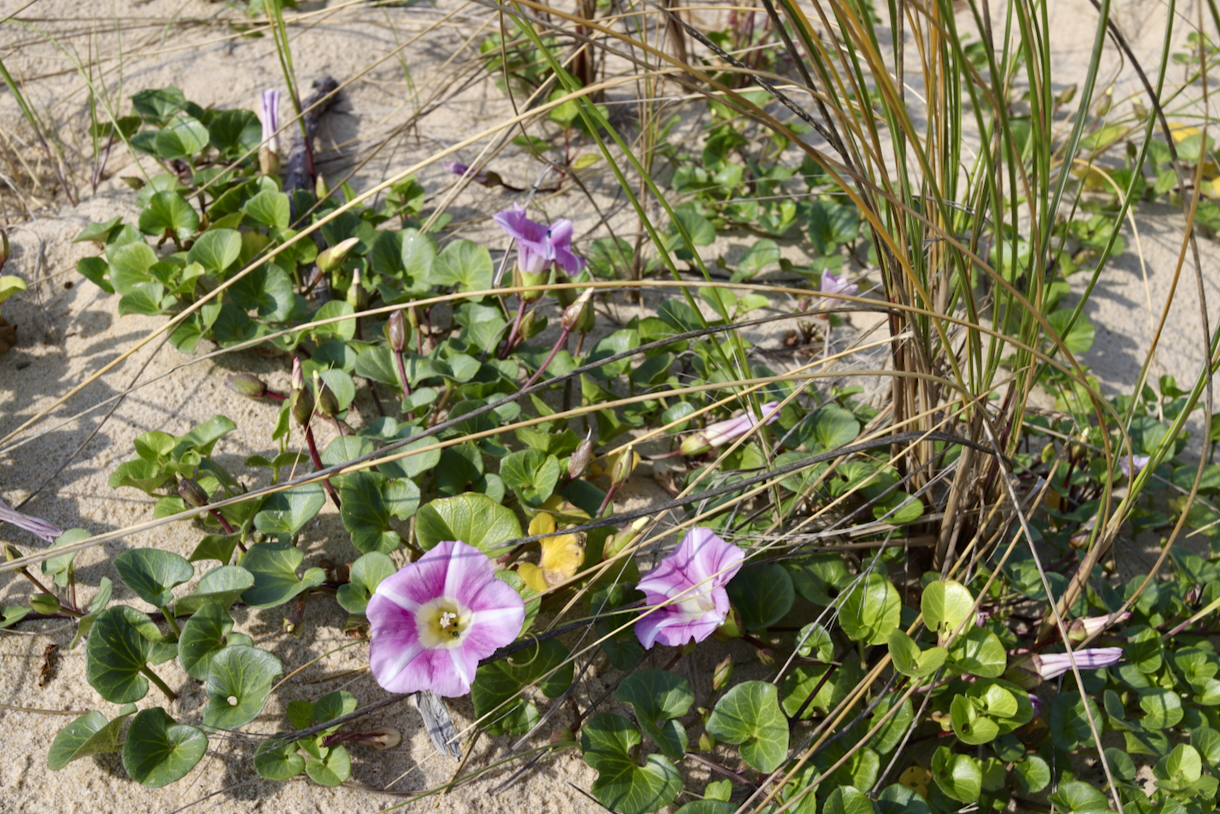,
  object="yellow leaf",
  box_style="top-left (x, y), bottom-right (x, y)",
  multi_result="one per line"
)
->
top-left (536, 495), bottom-right (591, 524)
top-left (1171, 125), bottom-right (1202, 142)
top-left (529, 512), bottom-right (557, 537)
top-left (538, 530), bottom-right (586, 587)
top-left (571, 153), bottom-right (601, 170)
top-left (899, 765), bottom-right (930, 798)
top-left (518, 562), bottom-right (548, 593)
